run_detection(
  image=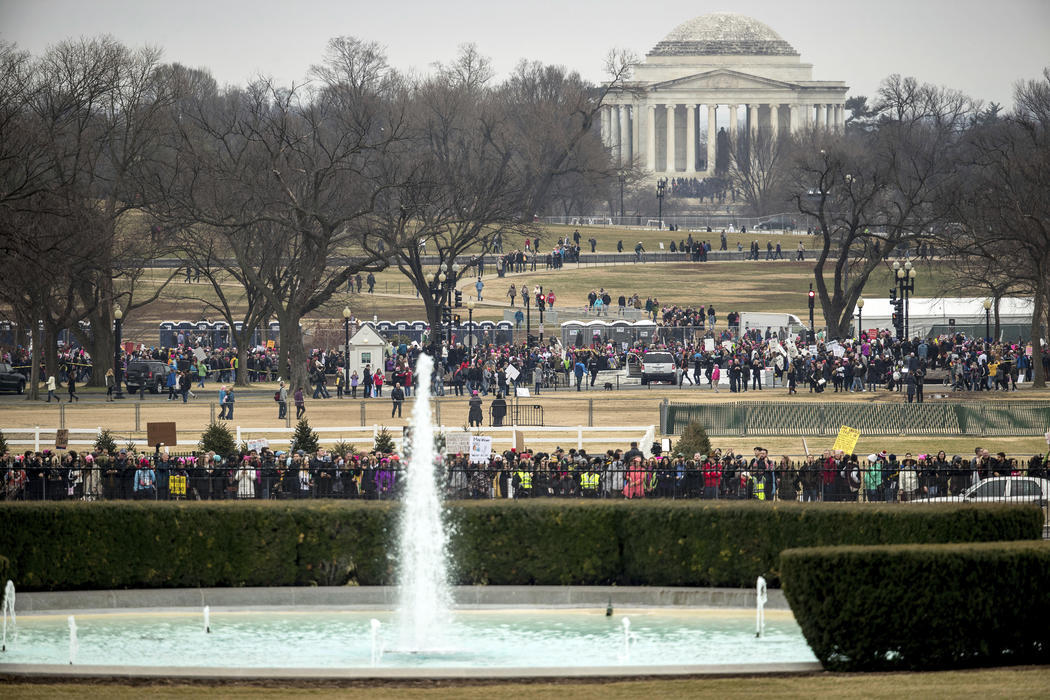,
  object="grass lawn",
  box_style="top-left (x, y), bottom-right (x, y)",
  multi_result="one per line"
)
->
top-left (128, 255), bottom-right (961, 331)
top-left (2, 666), bottom-right (1049, 698)
top-left (4, 384), bottom-right (1048, 458)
